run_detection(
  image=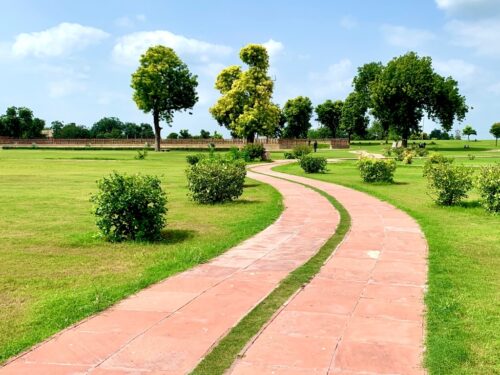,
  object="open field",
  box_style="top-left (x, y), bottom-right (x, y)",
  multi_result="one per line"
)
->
top-left (0, 149), bottom-right (283, 363)
top-left (275, 152), bottom-right (500, 375)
